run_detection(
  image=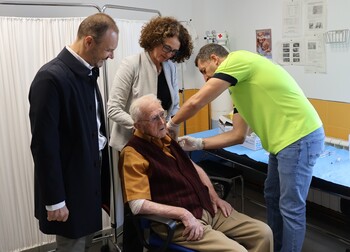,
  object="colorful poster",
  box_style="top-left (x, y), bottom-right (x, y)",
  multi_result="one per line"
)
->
top-left (256, 29), bottom-right (272, 59)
